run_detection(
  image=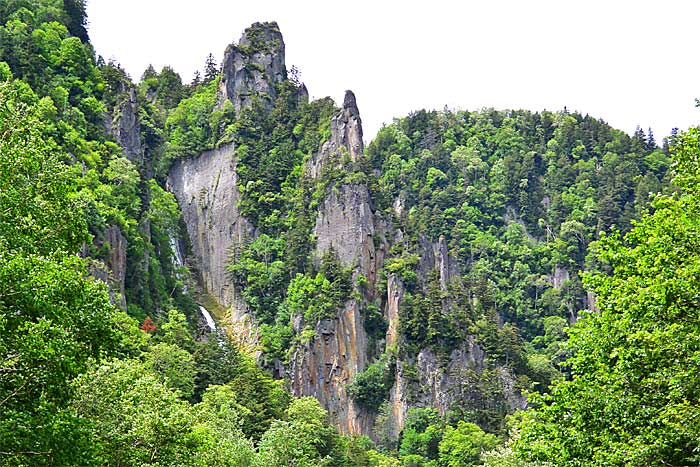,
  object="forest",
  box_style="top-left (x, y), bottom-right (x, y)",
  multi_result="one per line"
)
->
top-left (0, 1), bottom-right (698, 466)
